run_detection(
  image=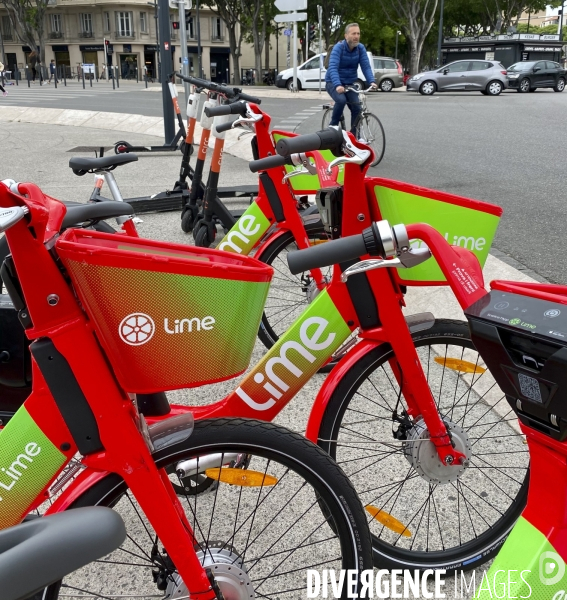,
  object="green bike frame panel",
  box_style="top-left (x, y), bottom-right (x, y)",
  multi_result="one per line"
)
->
top-left (217, 201), bottom-right (271, 255)
top-left (0, 406), bottom-right (66, 529)
top-left (233, 290), bottom-right (351, 413)
top-left (374, 184), bottom-right (500, 284)
top-left (475, 517), bottom-right (567, 599)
